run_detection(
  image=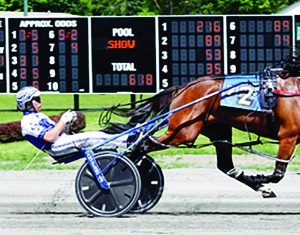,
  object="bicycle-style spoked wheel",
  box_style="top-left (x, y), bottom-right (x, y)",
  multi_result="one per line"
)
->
top-left (130, 155), bottom-right (164, 213)
top-left (75, 151), bottom-right (141, 217)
